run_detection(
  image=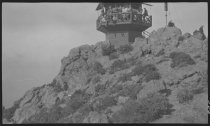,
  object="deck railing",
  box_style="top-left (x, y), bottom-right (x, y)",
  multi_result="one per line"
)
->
top-left (97, 11), bottom-right (152, 29)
